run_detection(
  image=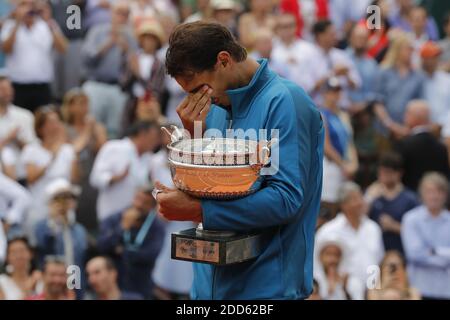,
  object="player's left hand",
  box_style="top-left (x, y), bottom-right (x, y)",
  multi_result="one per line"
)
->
top-left (154, 181), bottom-right (203, 223)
